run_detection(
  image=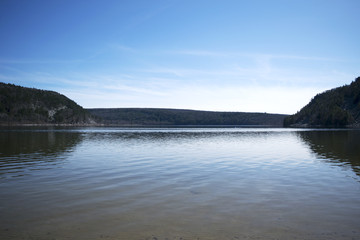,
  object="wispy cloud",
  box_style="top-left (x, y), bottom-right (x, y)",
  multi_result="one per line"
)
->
top-left (1, 46), bottom-right (356, 113)
top-left (164, 49), bottom-right (342, 62)
top-left (141, 67), bottom-right (240, 78)
top-left (102, 84), bottom-right (168, 96)
top-left (62, 82), bottom-right (324, 114)
top-left (265, 54), bottom-right (343, 62)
